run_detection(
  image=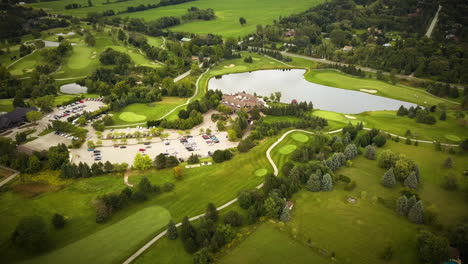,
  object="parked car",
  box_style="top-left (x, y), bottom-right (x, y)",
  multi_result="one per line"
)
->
top-left (88, 148), bottom-right (94, 151)
top-left (94, 157), bottom-right (102, 161)
top-left (202, 135), bottom-right (210, 139)
top-left (120, 146), bottom-right (127, 149)
top-left (139, 148), bottom-right (145, 151)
